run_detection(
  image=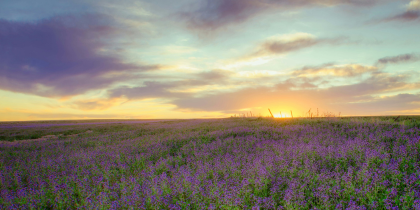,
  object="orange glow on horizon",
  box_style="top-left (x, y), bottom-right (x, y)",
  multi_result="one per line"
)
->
top-left (273, 113), bottom-right (291, 118)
